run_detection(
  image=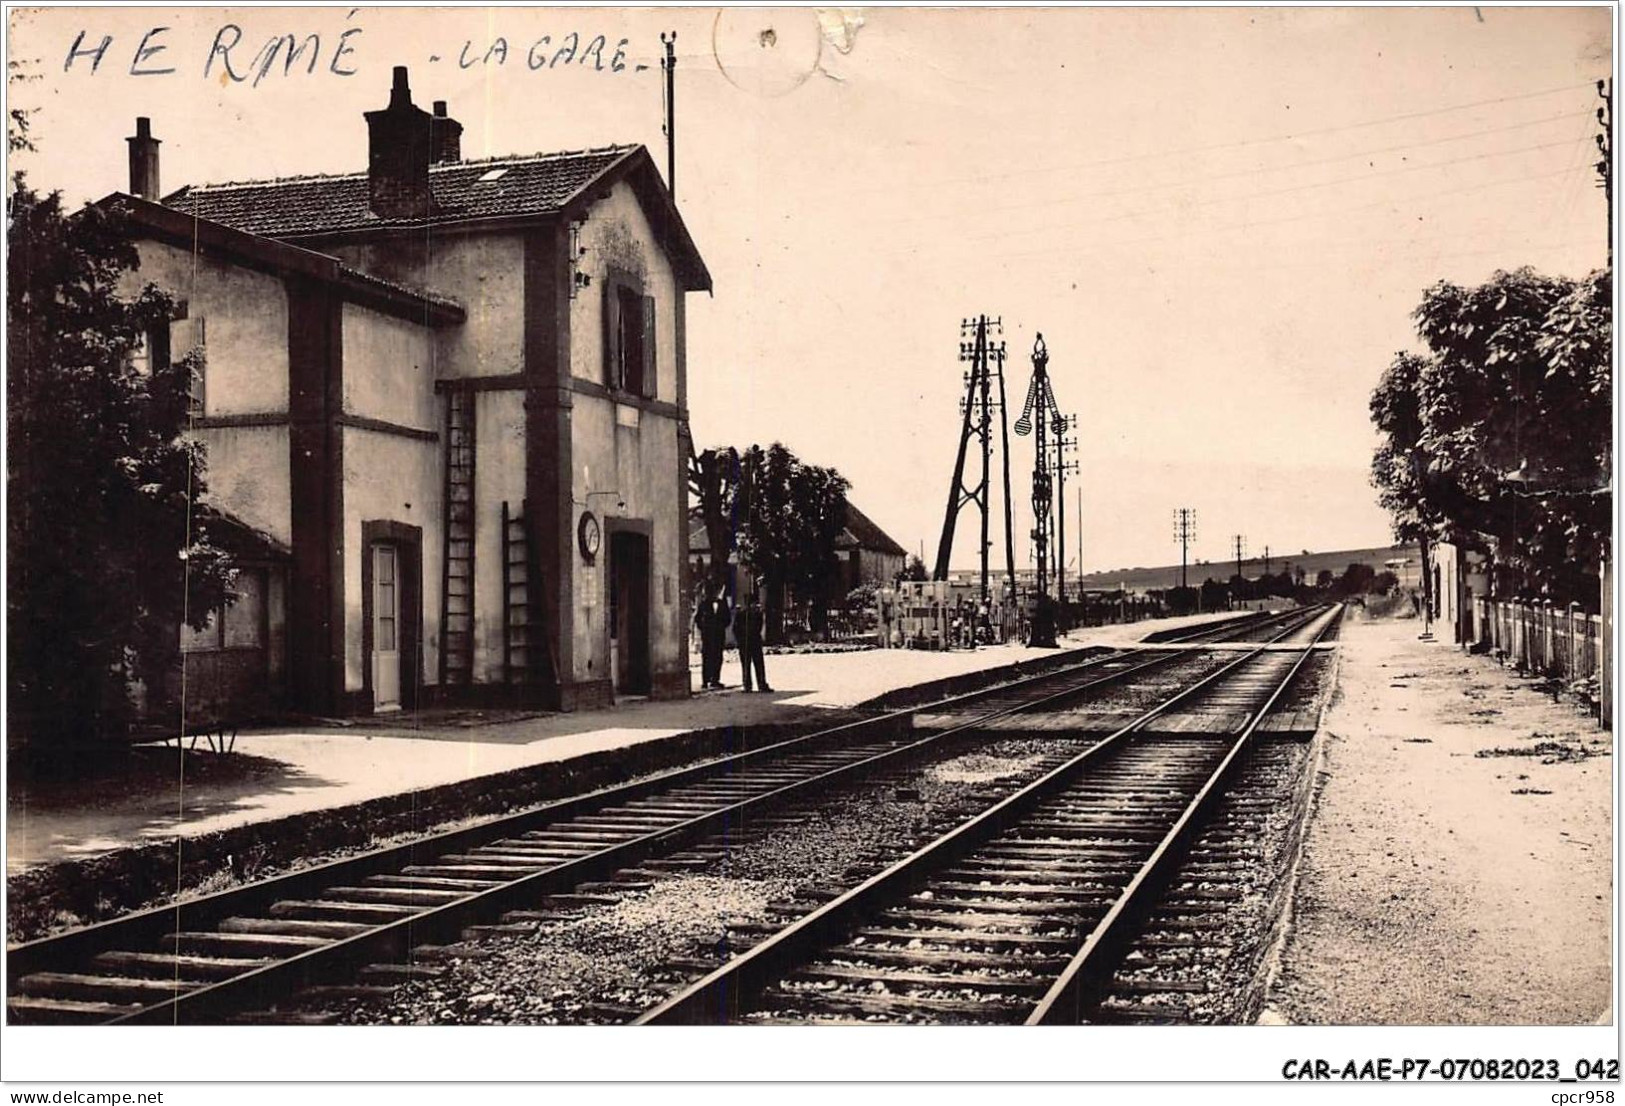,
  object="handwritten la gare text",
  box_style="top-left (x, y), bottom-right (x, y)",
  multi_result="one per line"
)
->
top-left (63, 23), bottom-right (640, 86)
